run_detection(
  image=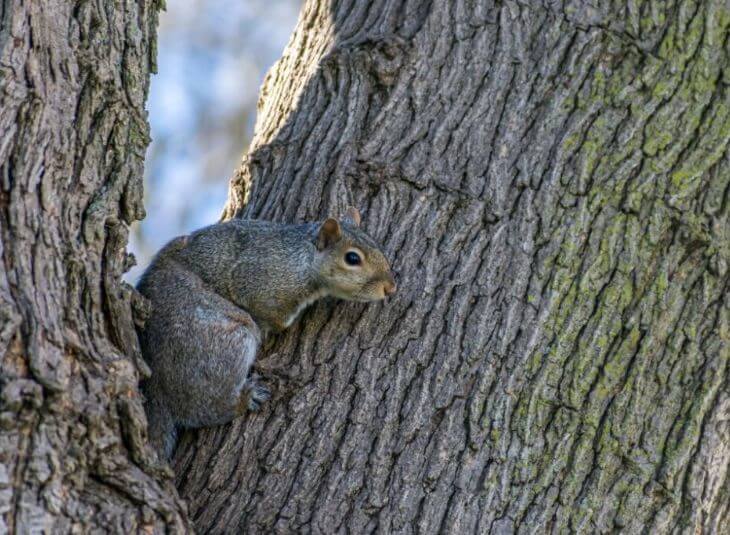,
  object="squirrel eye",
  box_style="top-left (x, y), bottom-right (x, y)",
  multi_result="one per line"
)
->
top-left (344, 251), bottom-right (362, 266)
